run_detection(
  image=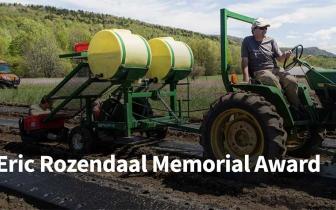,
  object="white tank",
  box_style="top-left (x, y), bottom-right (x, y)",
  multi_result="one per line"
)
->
top-left (88, 29), bottom-right (151, 80)
top-left (146, 37), bottom-right (193, 80)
